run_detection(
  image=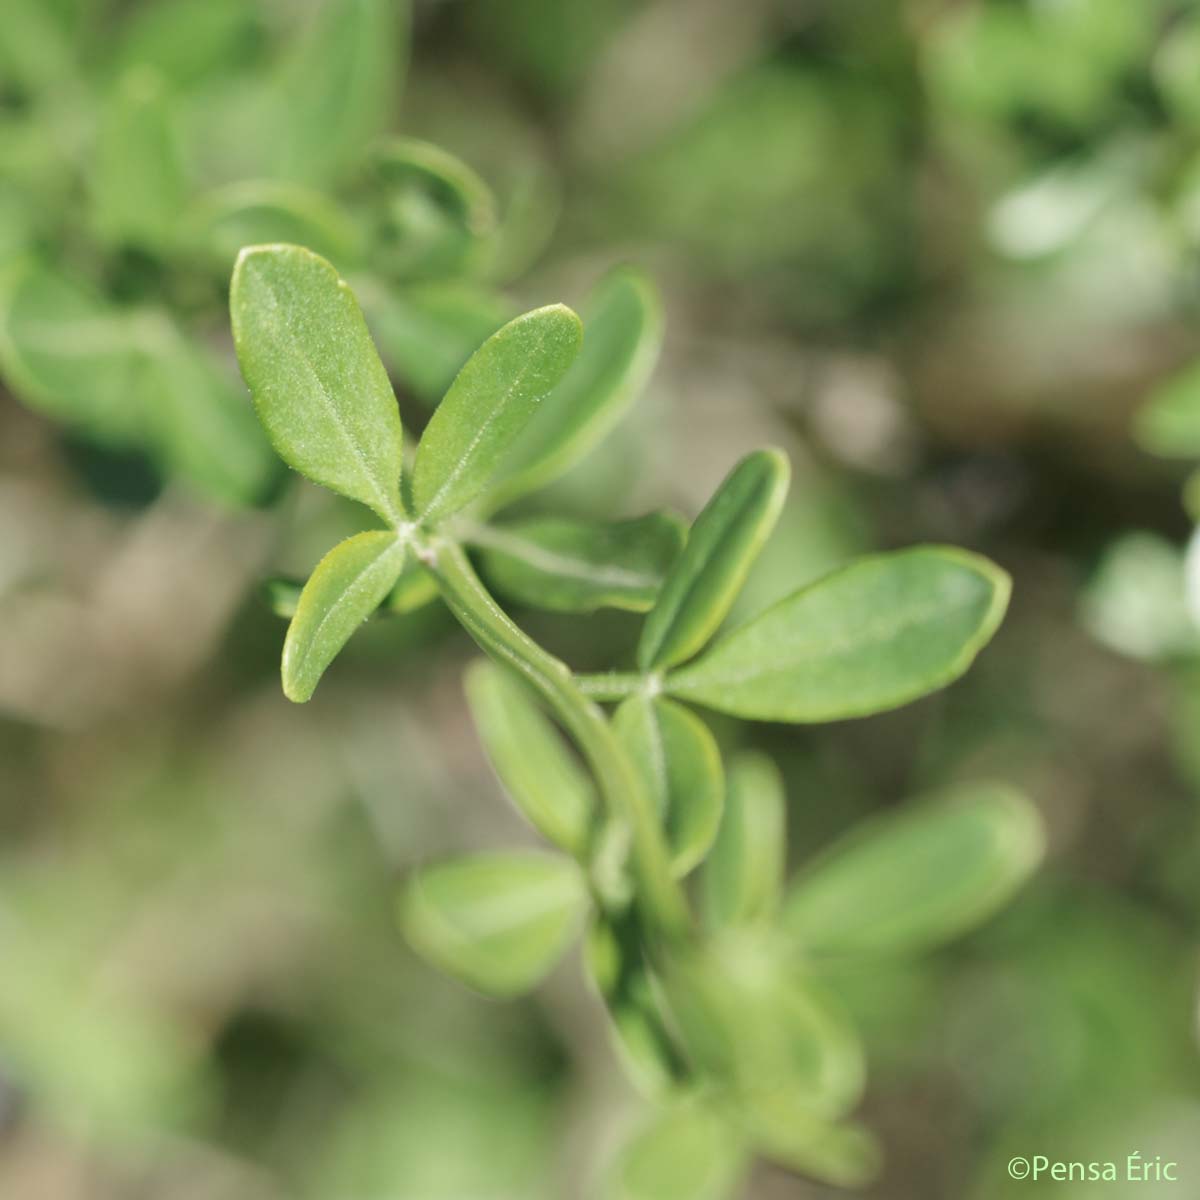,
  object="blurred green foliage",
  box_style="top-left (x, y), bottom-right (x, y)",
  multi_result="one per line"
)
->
top-left (4, 1), bottom-right (1200, 1198)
